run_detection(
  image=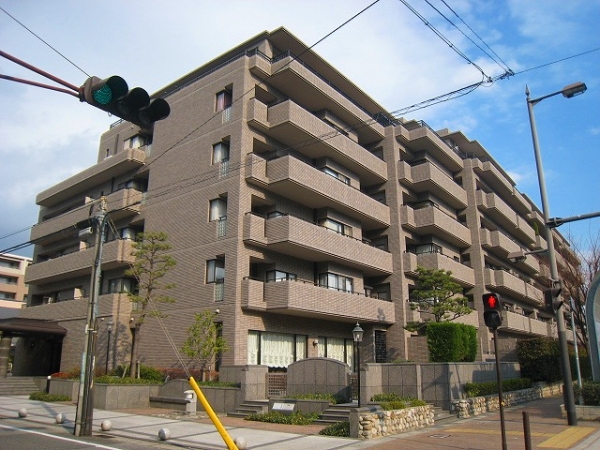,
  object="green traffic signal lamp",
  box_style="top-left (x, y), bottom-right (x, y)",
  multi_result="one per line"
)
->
top-left (482, 293), bottom-right (503, 329)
